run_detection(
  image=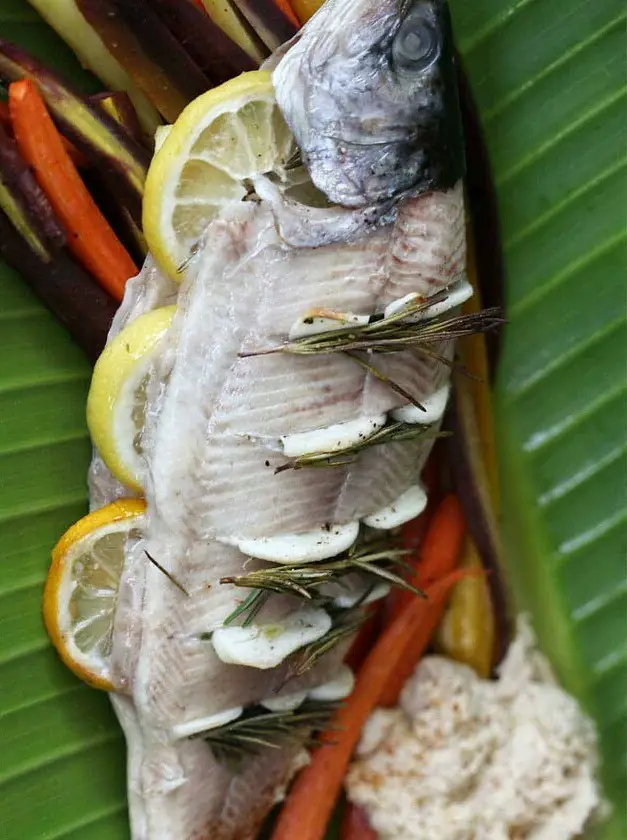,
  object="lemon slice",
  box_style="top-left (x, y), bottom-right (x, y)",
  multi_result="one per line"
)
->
top-left (143, 70), bottom-right (295, 279)
top-left (43, 499), bottom-right (147, 690)
top-left (87, 305), bottom-right (176, 491)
